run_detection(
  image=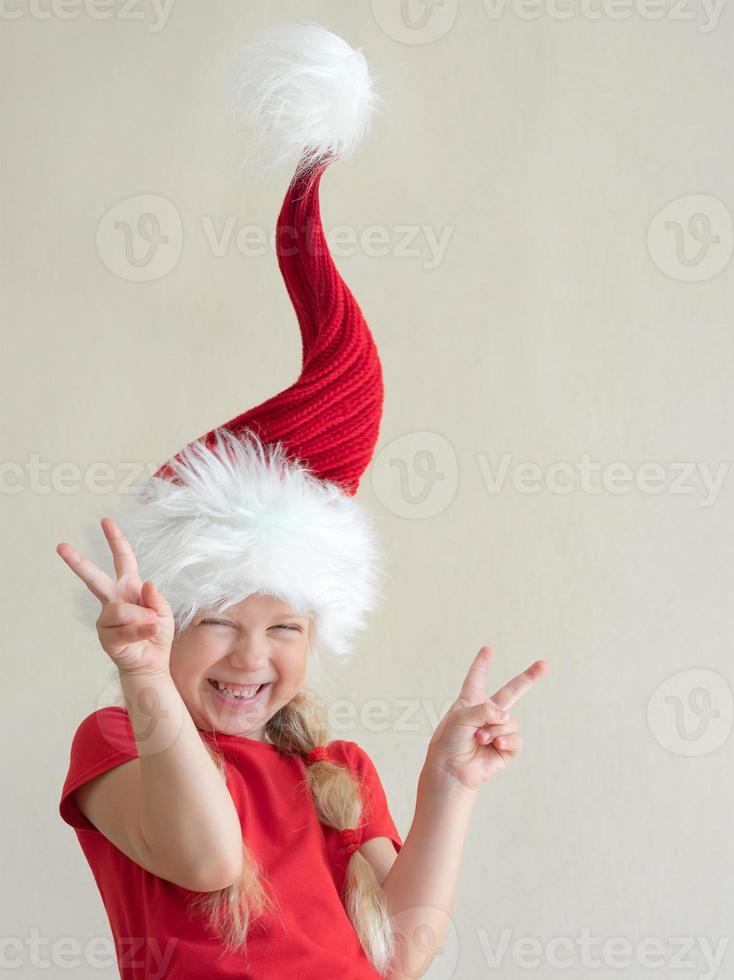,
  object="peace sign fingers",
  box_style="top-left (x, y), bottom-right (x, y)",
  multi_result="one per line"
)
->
top-left (489, 659), bottom-right (550, 711)
top-left (101, 517), bottom-right (140, 581)
top-left (56, 540), bottom-right (116, 605)
top-left (455, 645), bottom-right (495, 708)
